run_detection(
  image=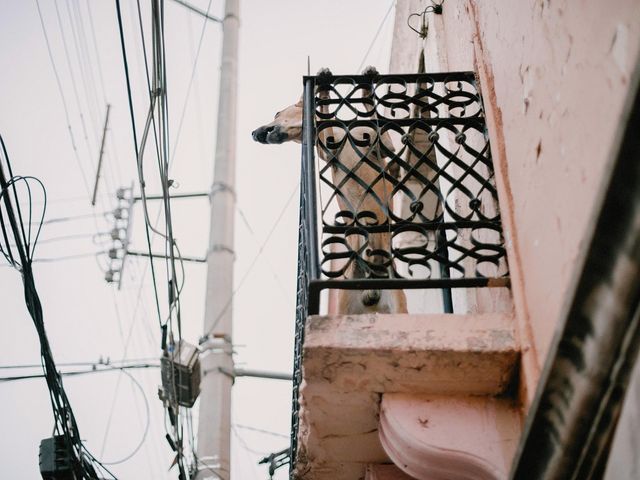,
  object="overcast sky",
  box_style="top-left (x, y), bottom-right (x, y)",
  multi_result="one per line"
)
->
top-left (0, 1), bottom-right (395, 479)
